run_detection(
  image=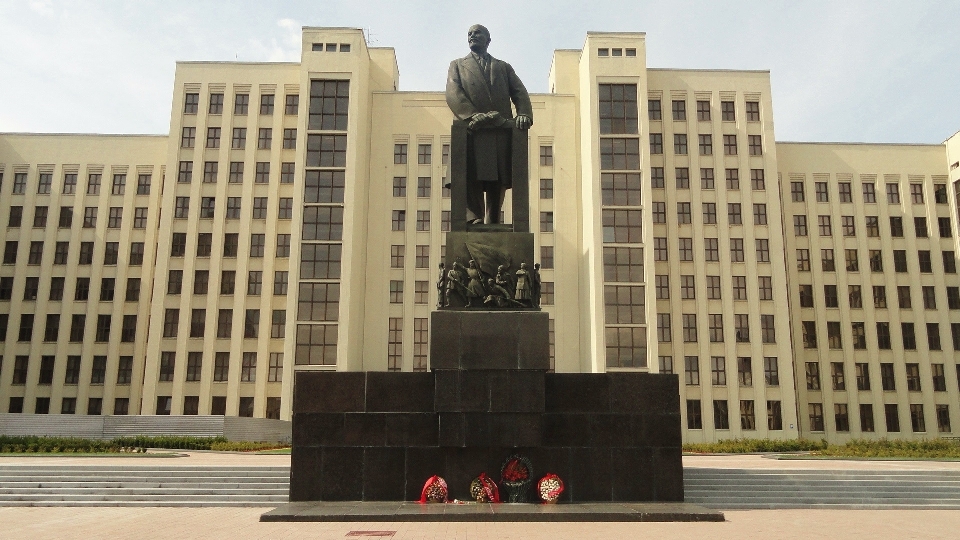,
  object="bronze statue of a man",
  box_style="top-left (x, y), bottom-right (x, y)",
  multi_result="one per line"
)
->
top-left (446, 24), bottom-right (533, 225)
